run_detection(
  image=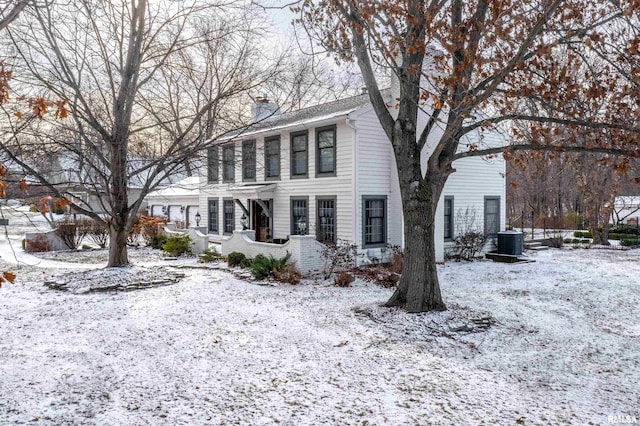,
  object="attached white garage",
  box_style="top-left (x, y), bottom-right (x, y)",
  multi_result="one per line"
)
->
top-left (144, 177), bottom-right (201, 228)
